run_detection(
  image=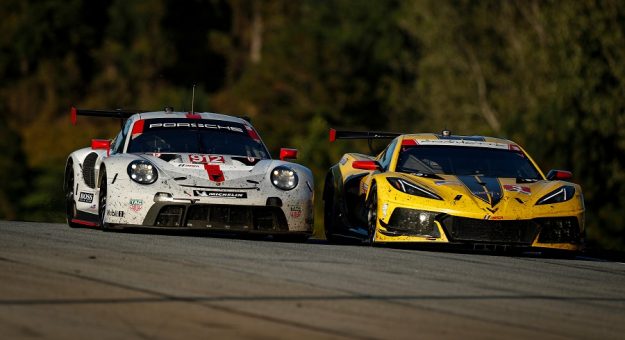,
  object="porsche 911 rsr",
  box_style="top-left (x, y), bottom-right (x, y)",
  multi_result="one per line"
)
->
top-left (323, 129), bottom-right (584, 251)
top-left (64, 108), bottom-right (313, 240)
